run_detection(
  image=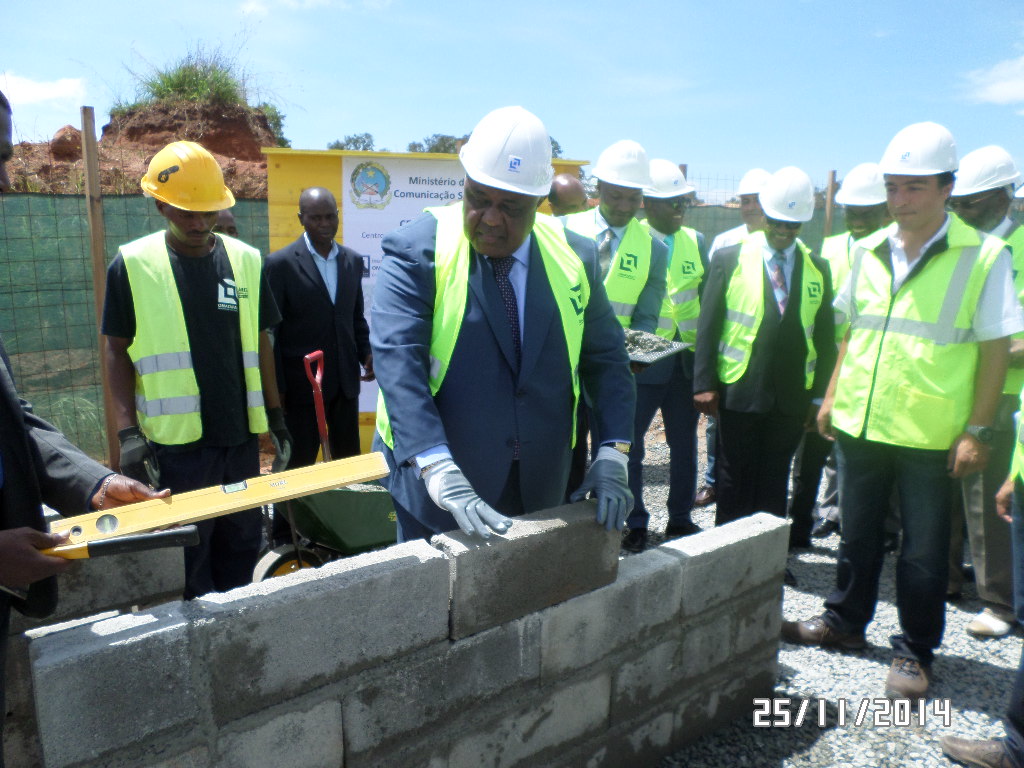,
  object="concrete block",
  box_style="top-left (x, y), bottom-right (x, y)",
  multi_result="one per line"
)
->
top-left (194, 540), bottom-right (450, 723)
top-left (561, 711), bottom-right (673, 768)
top-left (448, 673), bottom-right (611, 768)
top-left (215, 700), bottom-right (343, 768)
top-left (28, 603), bottom-right (204, 768)
top-left (733, 581), bottom-right (783, 656)
top-left (342, 615), bottom-right (540, 756)
top-left (4, 633), bottom-right (42, 768)
top-left (611, 637), bottom-right (682, 721)
top-left (540, 549), bottom-right (681, 677)
top-left (662, 513), bottom-right (788, 618)
top-left (678, 612), bottom-right (734, 681)
top-left (433, 502), bottom-right (619, 640)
